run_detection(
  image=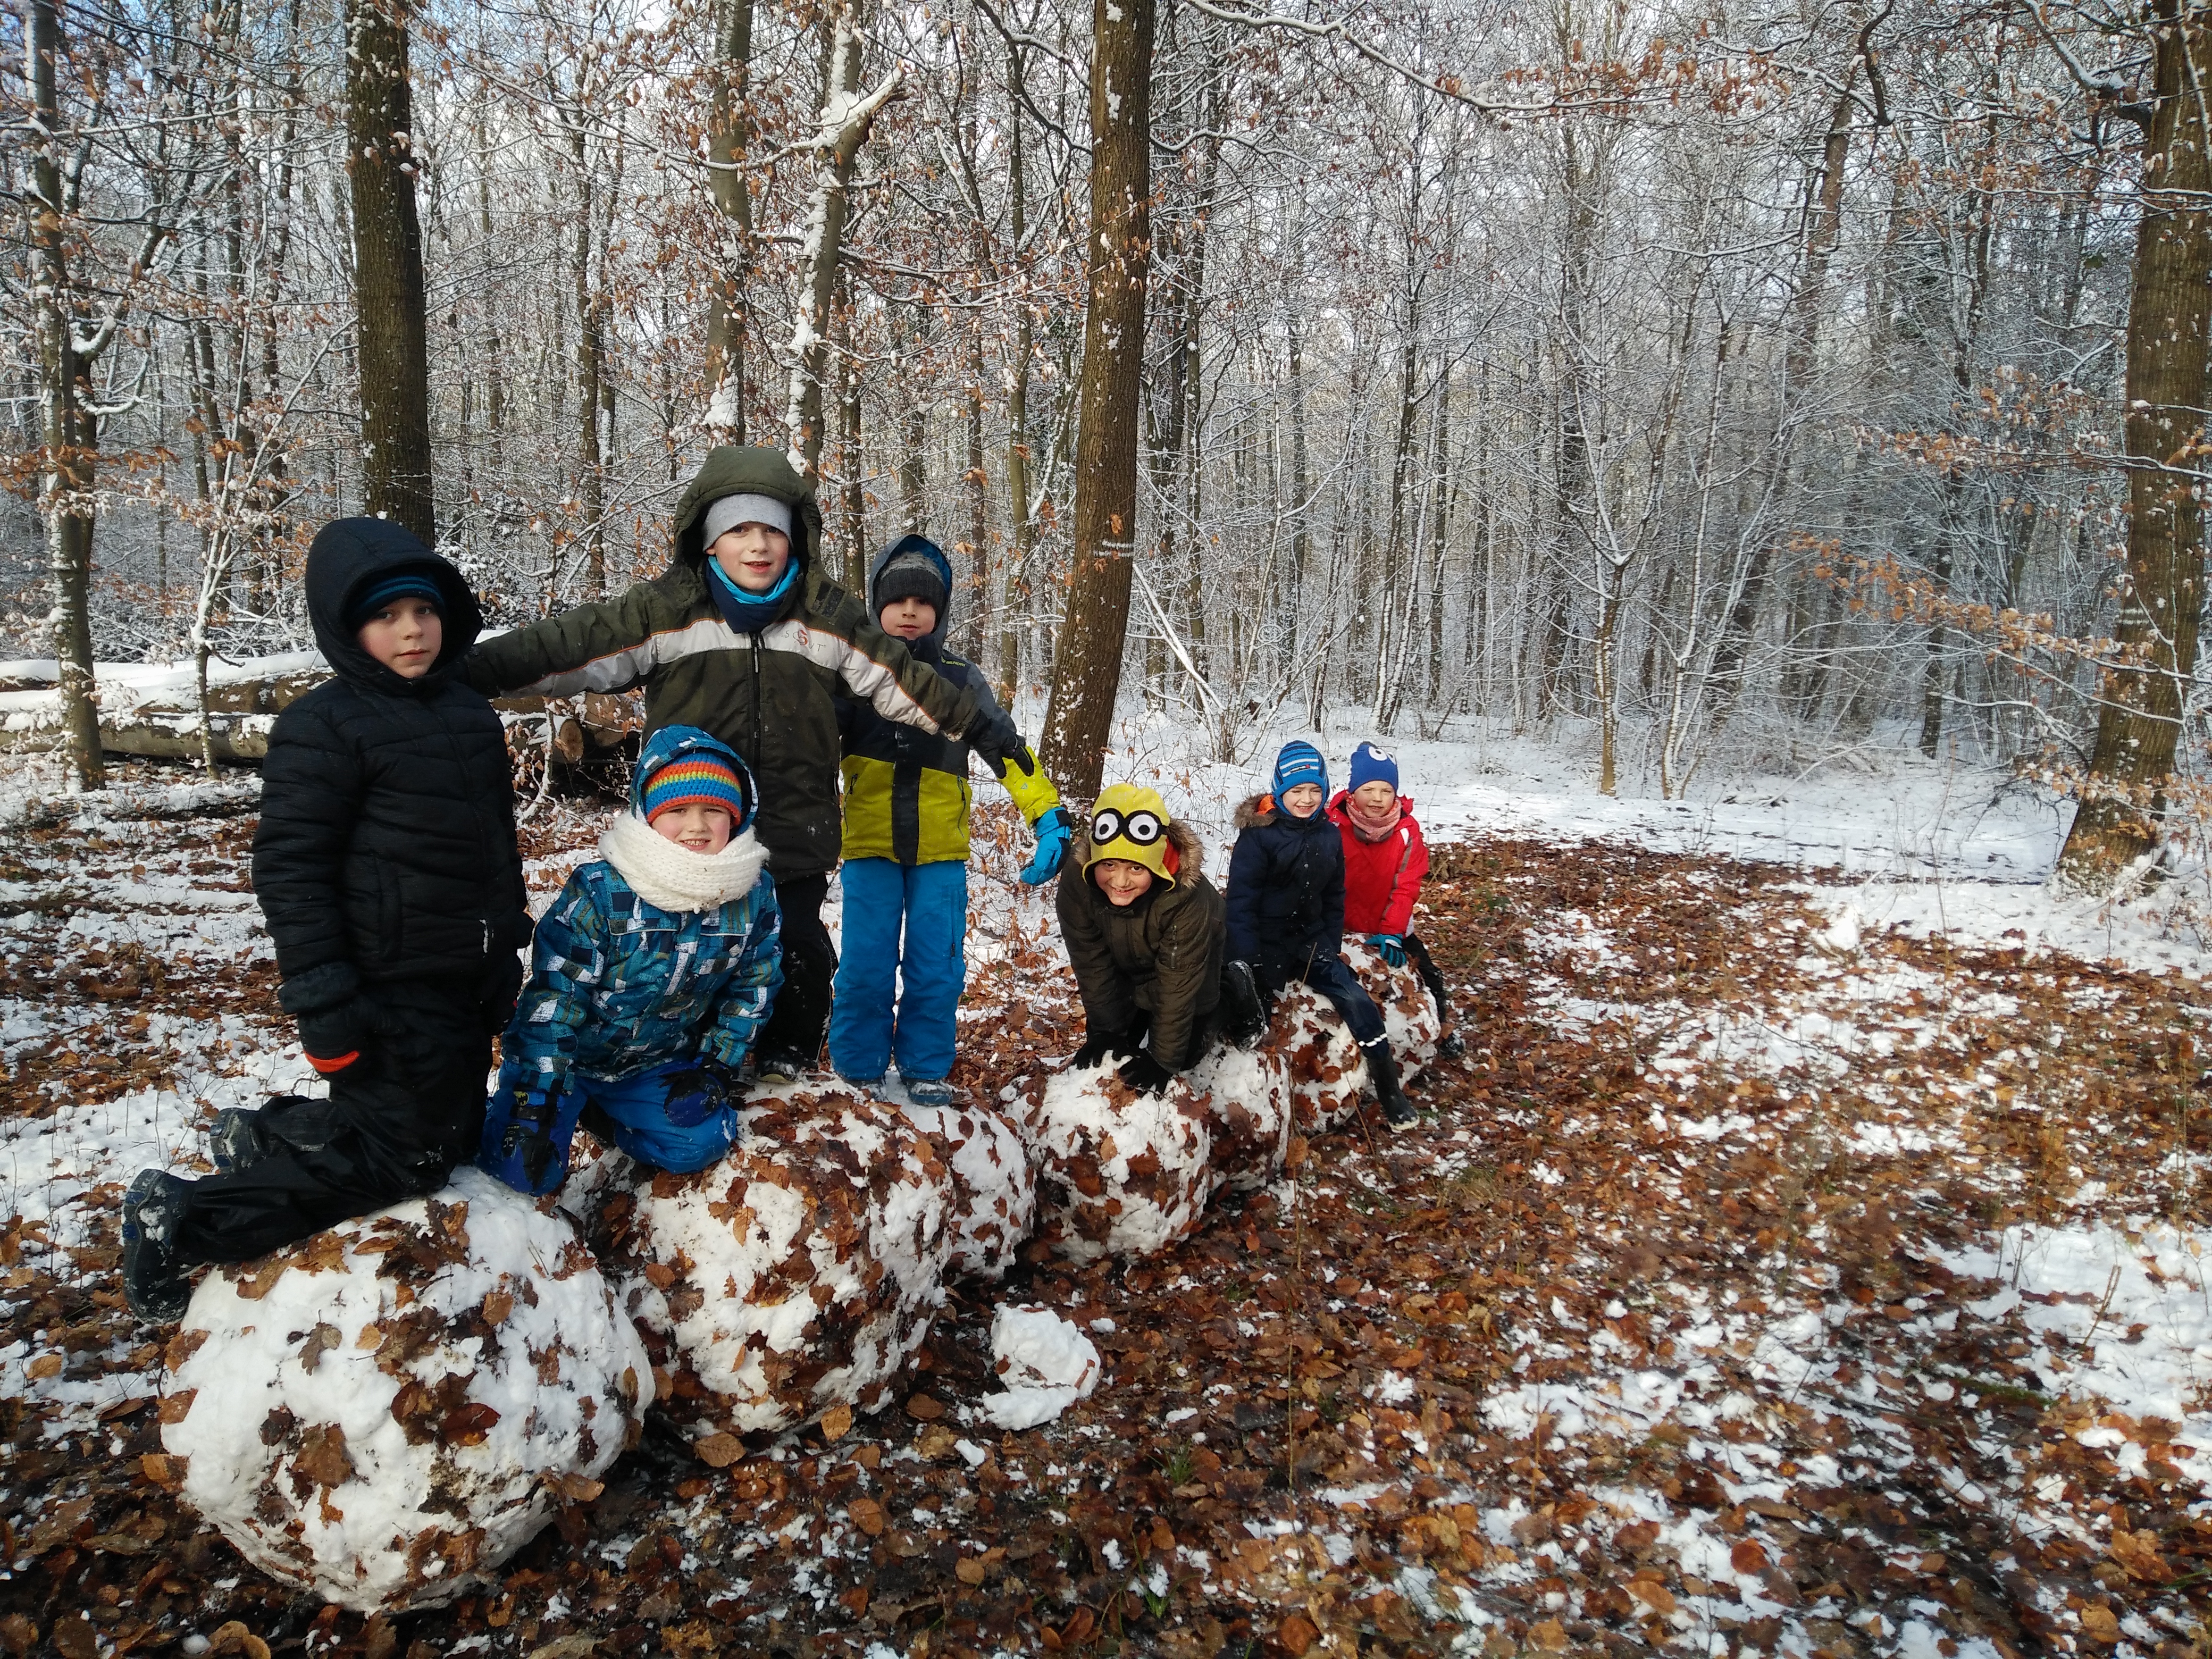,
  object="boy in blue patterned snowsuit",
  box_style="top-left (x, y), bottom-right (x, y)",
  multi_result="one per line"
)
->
top-left (478, 726), bottom-right (783, 1193)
